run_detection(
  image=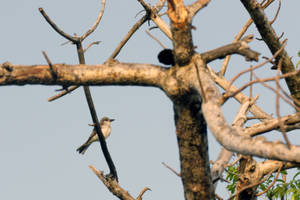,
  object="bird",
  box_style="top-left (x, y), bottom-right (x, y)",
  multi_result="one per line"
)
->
top-left (76, 117), bottom-right (115, 155)
top-left (157, 49), bottom-right (175, 65)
